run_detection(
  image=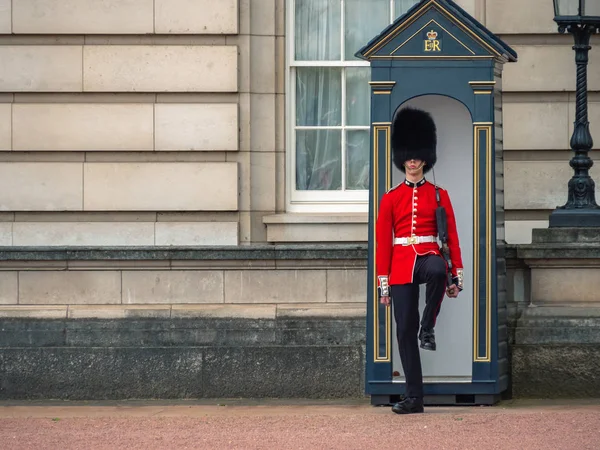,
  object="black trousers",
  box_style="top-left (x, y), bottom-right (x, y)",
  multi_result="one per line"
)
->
top-left (391, 254), bottom-right (447, 399)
